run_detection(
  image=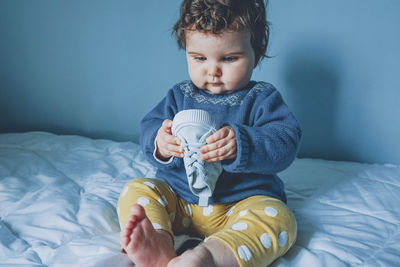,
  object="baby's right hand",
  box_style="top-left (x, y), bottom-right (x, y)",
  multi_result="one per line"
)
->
top-left (155, 119), bottom-right (184, 161)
